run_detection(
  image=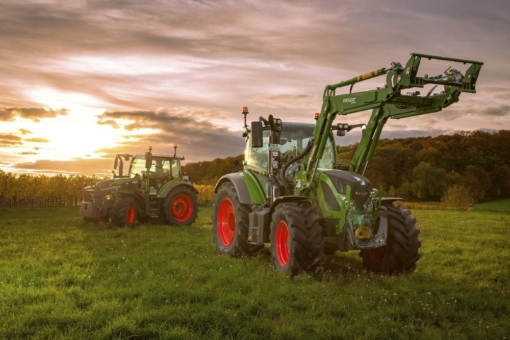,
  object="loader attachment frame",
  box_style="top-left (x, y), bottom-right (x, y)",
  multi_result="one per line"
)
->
top-left (295, 53), bottom-right (483, 193)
